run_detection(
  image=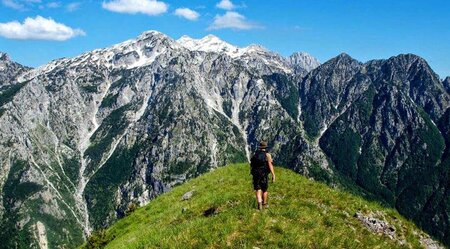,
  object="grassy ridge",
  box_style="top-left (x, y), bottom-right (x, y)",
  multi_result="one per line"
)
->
top-left (83, 164), bottom-right (431, 248)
